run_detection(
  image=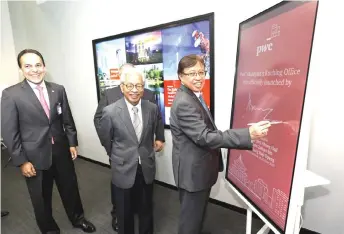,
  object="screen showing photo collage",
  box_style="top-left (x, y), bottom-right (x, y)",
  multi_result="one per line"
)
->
top-left (95, 20), bottom-right (211, 126)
